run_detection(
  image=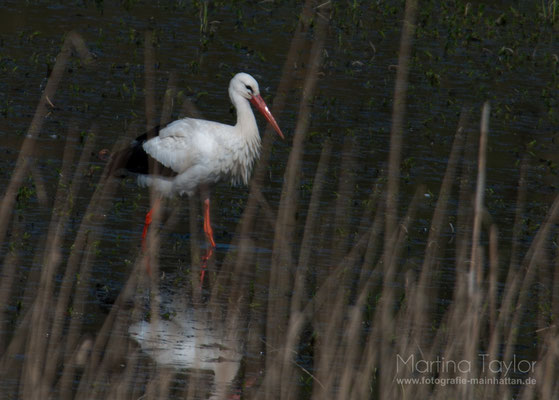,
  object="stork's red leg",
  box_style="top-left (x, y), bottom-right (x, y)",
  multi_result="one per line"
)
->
top-left (200, 197), bottom-right (216, 283)
top-left (142, 197), bottom-right (161, 275)
top-left (203, 198), bottom-right (216, 248)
